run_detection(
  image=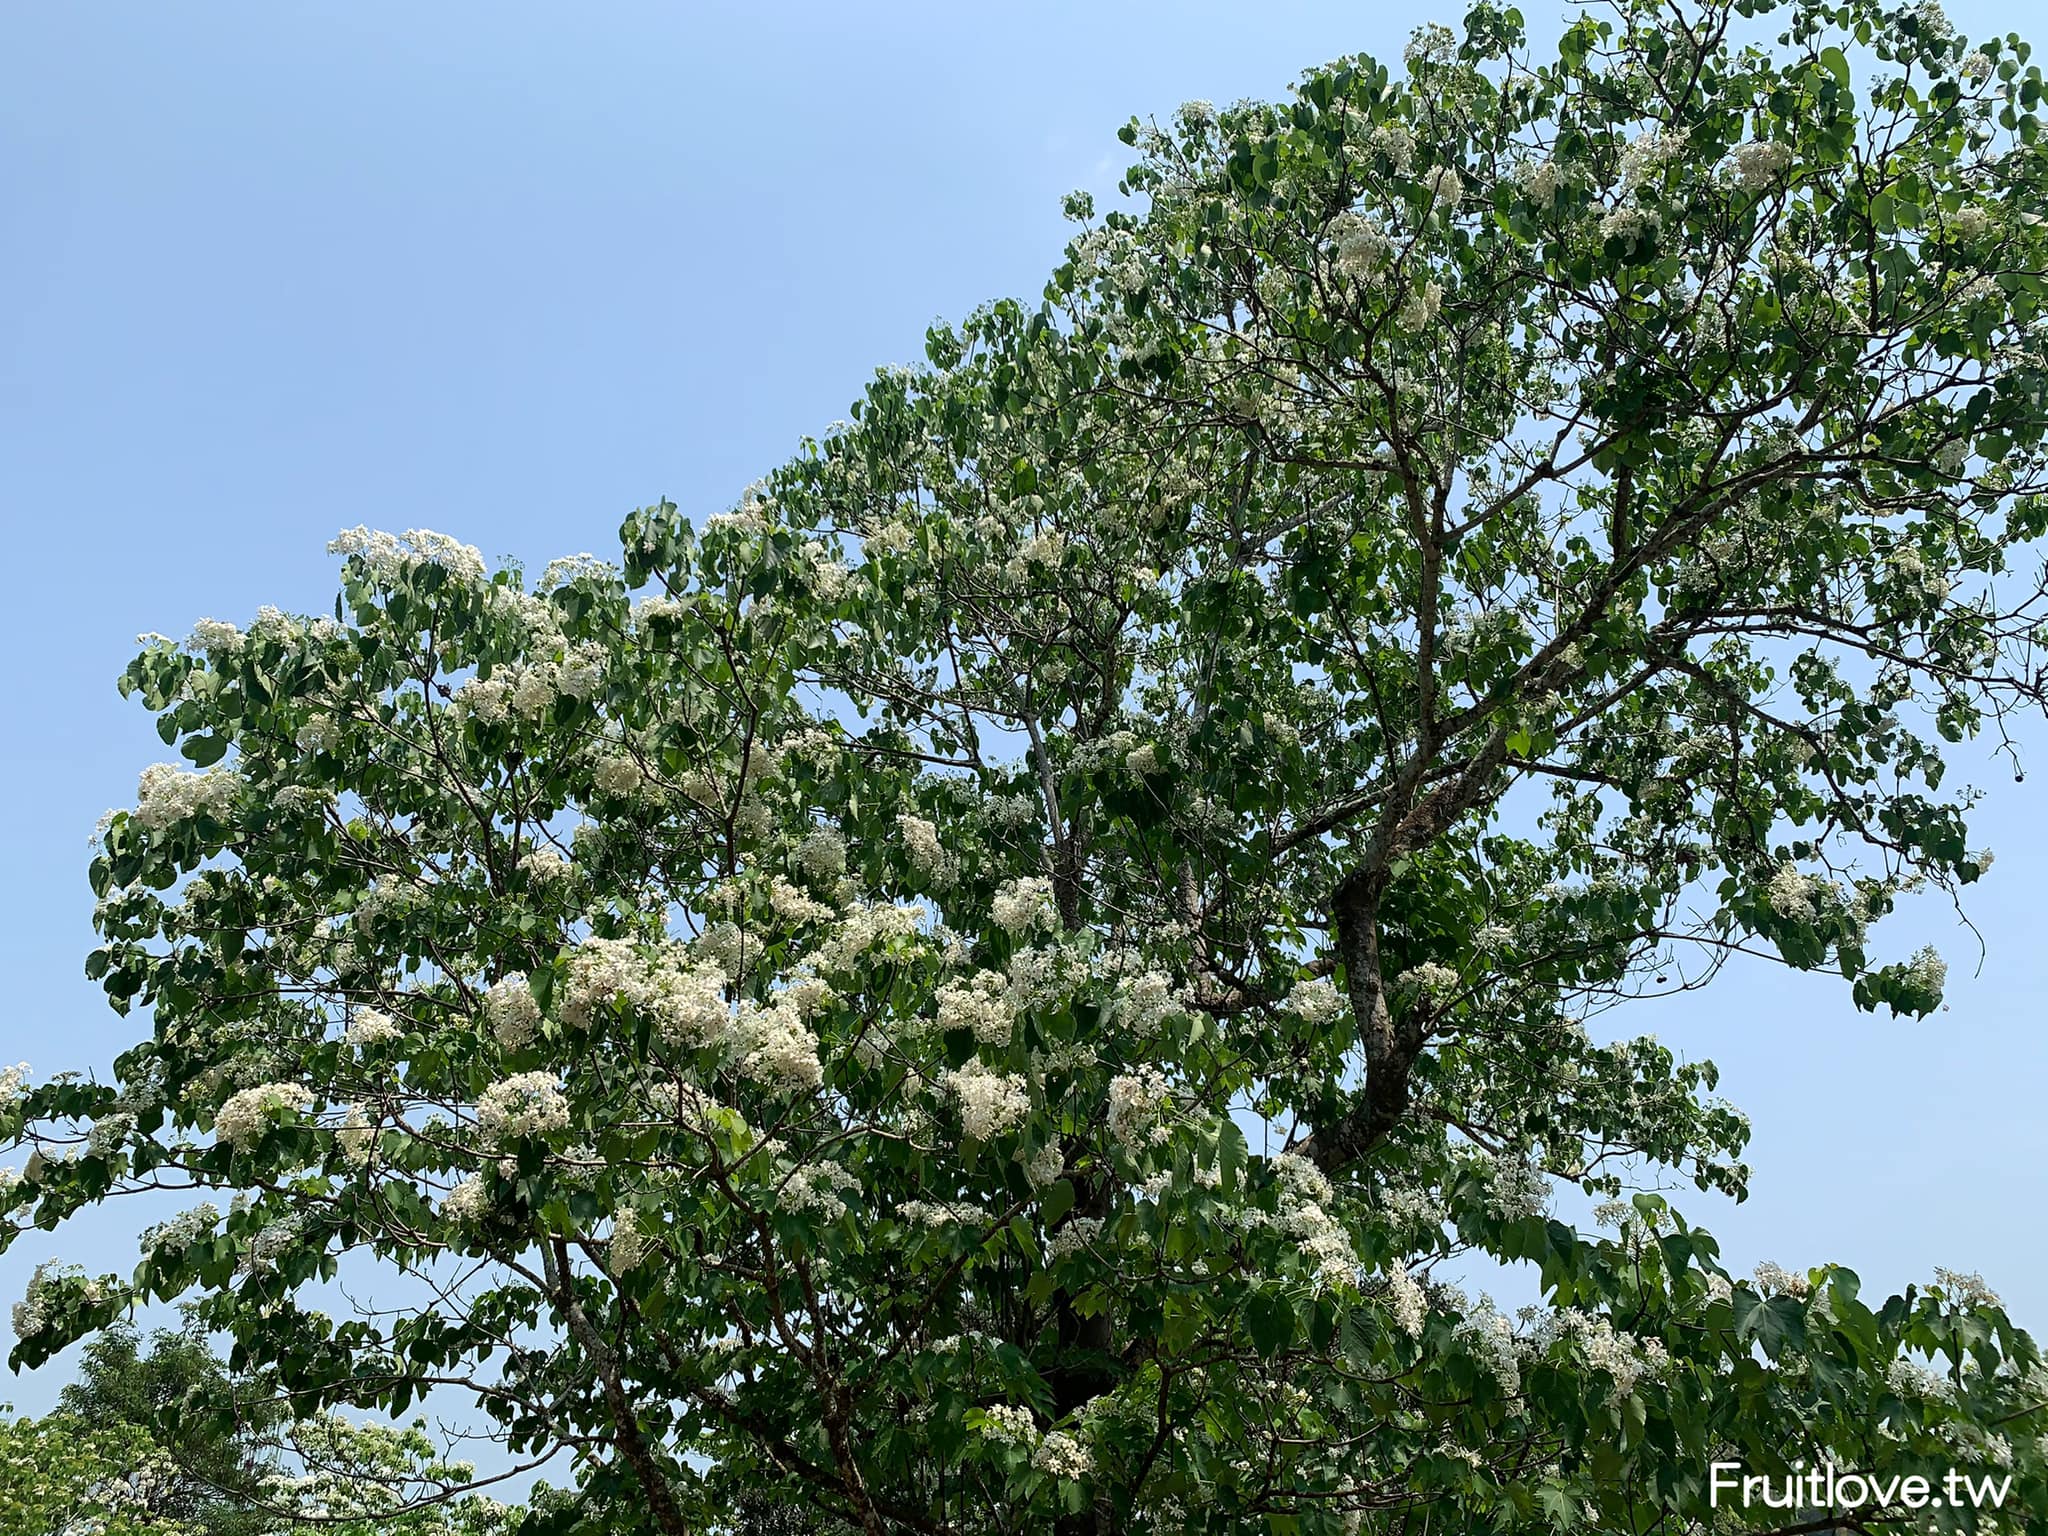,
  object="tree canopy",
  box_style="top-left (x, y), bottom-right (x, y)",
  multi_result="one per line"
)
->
top-left (8, 0), bottom-right (2048, 1530)
top-left (4, 1323), bottom-right (515, 1536)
